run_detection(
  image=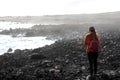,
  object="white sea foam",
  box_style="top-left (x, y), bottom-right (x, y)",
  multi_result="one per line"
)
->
top-left (0, 35), bottom-right (55, 55)
top-left (0, 22), bottom-right (56, 55)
